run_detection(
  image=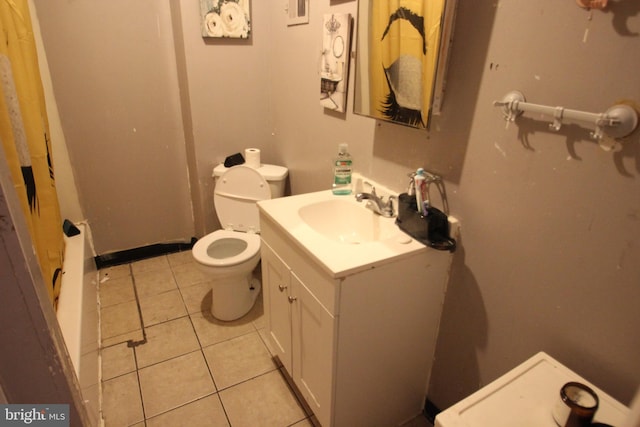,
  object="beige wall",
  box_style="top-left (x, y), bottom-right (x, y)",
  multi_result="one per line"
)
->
top-left (34, 0), bottom-right (639, 410)
top-left (29, 0), bottom-right (85, 224)
top-left (34, 0), bottom-right (194, 254)
top-left (173, 0), bottom-right (276, 234)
